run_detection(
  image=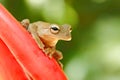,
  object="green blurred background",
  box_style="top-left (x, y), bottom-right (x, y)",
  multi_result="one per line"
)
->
top-left (1, 0), bottom-right (120, 80)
